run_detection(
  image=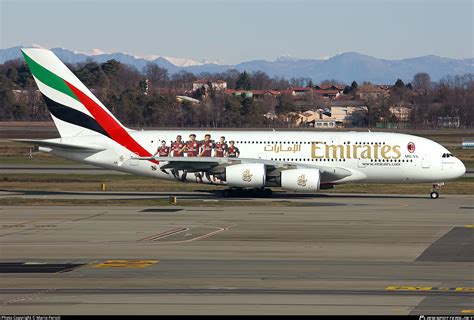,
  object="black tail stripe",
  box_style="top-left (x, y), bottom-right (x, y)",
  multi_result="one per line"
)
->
top-left (42, 94), bottom-right (110, 138)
